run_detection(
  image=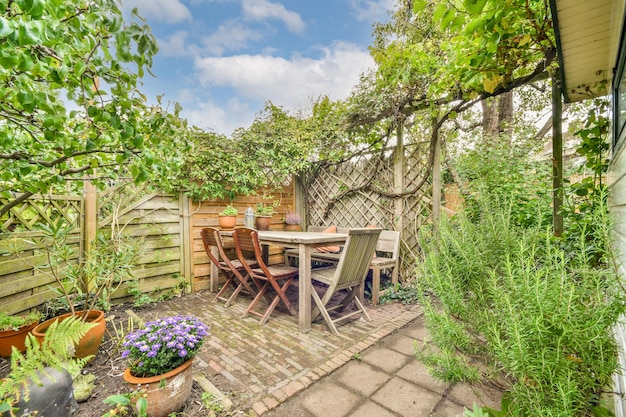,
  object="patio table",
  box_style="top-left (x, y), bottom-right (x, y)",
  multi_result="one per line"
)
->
top-left (214, 230), bottom-right (348, 332)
